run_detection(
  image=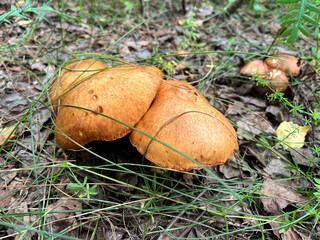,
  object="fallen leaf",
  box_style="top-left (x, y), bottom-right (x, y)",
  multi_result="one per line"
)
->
top-left (237, 113), bottom-right (276, 139)
top-left (288, 148), bottom-right (319, 166)
top-left (265, 105), bottom-right (280, 118)
top-left (31, 62), bottom-right (47, 72)
top-left (0, 125), bottom-right (16, 147)
top-left (98, 17), bottom-right (107, 23)
top-left (17, 19), bottom-right (33, 27)
top-left (15, 0), bottom-right (25, 7)
top-left (154, 28), bottom-right (171, 37)
top-left (0, 189), bottom-right (14, 208)
top-left (282, 227), bottom-right (302, 240)
top-left (276, 121), bottom-right (310, 149)
top-left (175, 63), bottom-right (187, 72)
top-left (269, 222), bottom-right (303, 240)
top-left (219, 156), bottom-right (242, 179)
top-left (263, 159), bottom-right (293, 178)
top-left (260, 178), bottom-right (301, 213)
top-left (46, 199), bottom-right (82, 235)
